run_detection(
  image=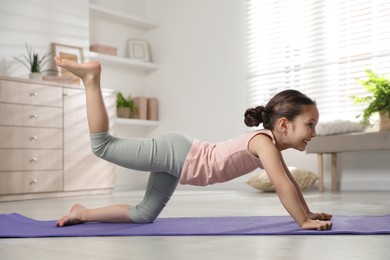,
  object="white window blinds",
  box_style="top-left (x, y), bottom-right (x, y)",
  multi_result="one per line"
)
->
top-left (245, 0), bottom-right (390, 122)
